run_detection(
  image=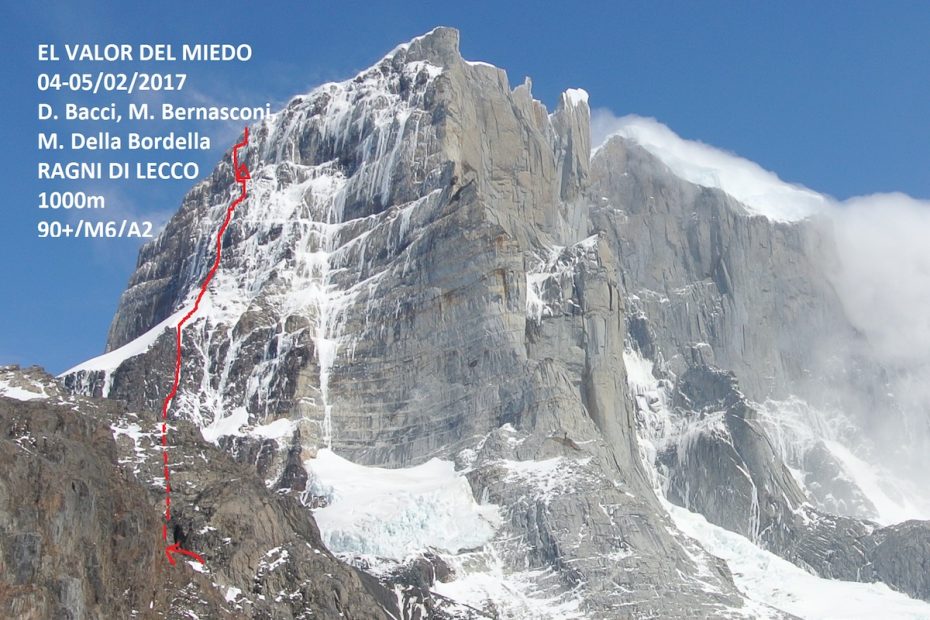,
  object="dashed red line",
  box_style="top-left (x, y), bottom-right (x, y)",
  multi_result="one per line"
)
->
top-left (161, 127), bottom-right (251, 566)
